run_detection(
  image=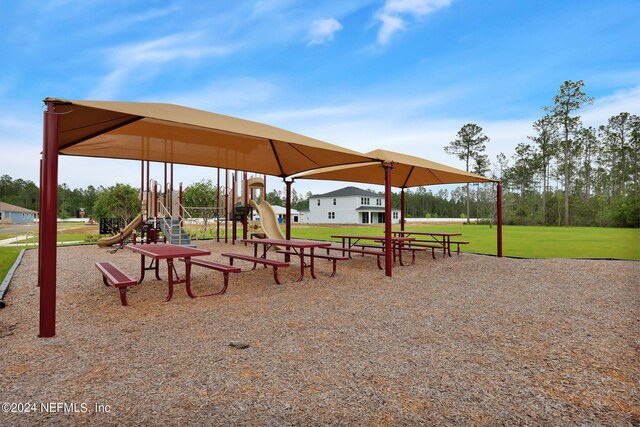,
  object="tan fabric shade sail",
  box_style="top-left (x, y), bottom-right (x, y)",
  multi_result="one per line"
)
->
top-left (45, 98), bottom-right (374, 177)
top-left (295, 148), bottom-right (495, 187)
